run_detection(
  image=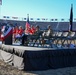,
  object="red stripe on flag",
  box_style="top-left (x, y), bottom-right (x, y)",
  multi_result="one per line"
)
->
top-left (25, 14), bottom-right (31, 34)
top-left (26, 22), bottom-right (30, 29)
